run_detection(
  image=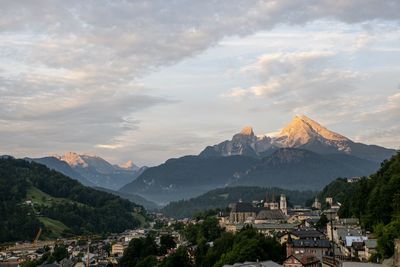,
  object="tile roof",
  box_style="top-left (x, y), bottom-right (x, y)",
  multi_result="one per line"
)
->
top-left (292, 239), bottom-right (331, 248)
